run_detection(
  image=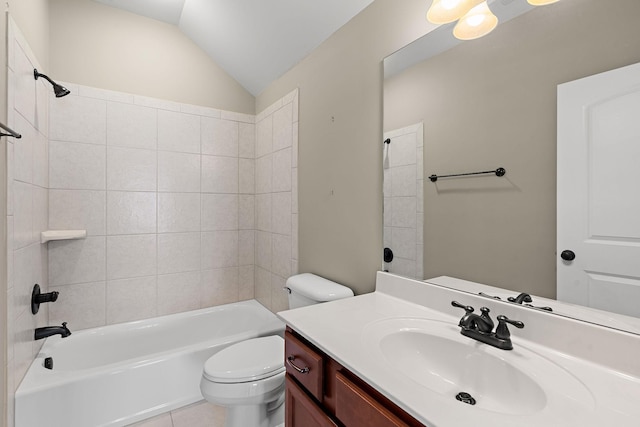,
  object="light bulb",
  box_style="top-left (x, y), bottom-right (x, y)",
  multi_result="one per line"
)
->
top-left (426, 0), bottom-right (483, 24)
top-left (453, 1), bottom-right (498, 40)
